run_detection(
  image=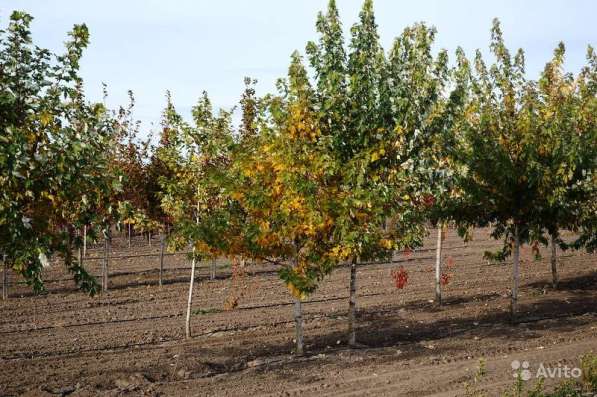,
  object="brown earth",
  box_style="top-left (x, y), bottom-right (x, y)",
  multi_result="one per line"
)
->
top-left (0, 228), bottom-right (595, 396)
